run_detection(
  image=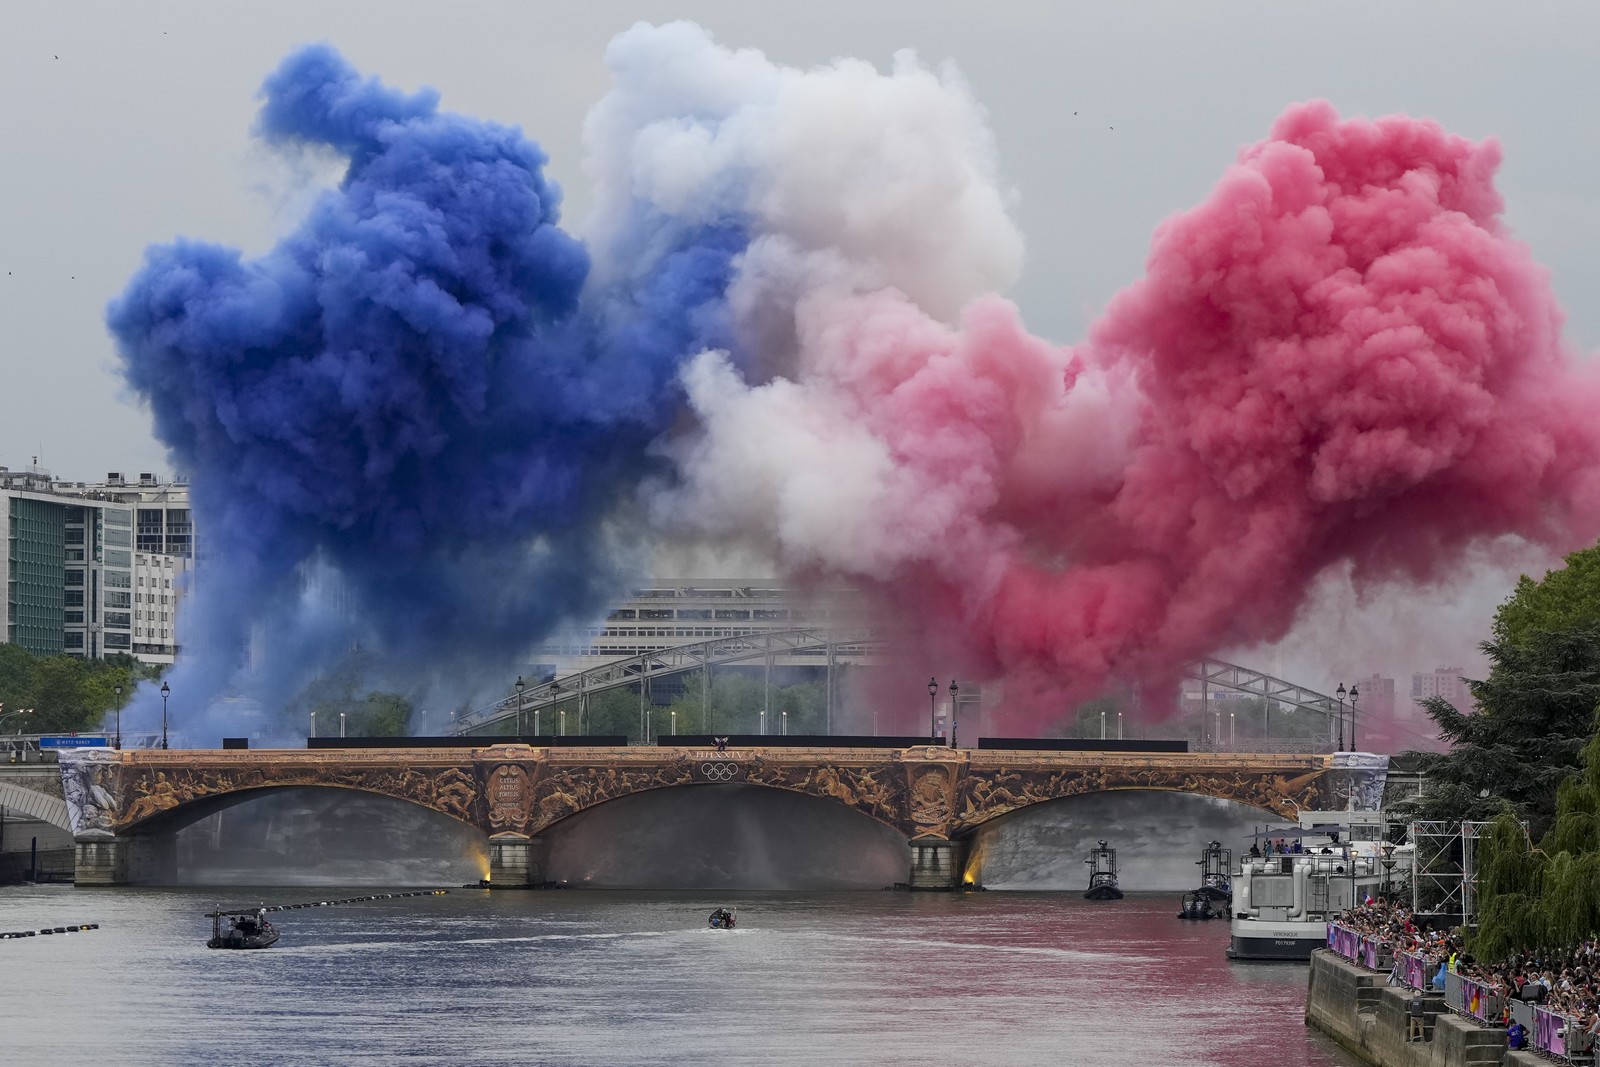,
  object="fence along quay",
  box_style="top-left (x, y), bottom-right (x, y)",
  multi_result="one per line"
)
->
top-left (1309, 921), bottom-right (1596, 1065)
